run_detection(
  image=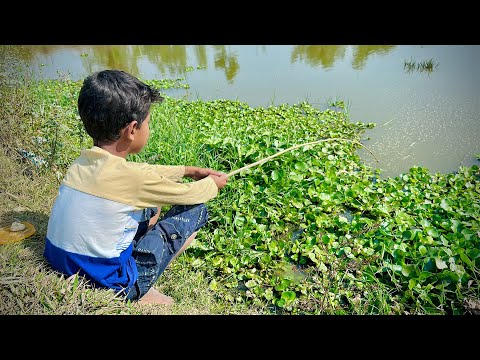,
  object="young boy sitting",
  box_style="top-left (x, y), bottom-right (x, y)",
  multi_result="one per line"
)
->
top-left (43, 69), bottom-right (228, 305)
